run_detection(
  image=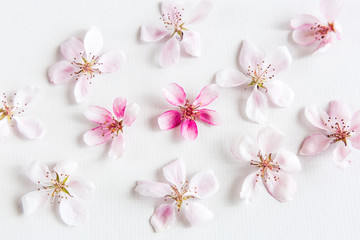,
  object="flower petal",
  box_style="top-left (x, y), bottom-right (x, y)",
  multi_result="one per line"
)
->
top-left (198, 109), bottom-right (221, 126)
top-left (304, 106), bottom-right (330, 131)
top-left (292, 25), bottom-right (318, 45)
top-left (98, 51), bottom-right (125, 73)
top-left (159, 37), bottom-right (180, 68)
top-left (113, 97), bottom-right (127, 119)
top-left (84, 105), bottom-right (112, 124)
top-left (163, 158), bottom-right (186, 188)
top-left (231, 134), bottom-right (258, 162)
top-left (257, 125), bottom-right (285, 154)
top-left (350, 110), bottom-right (360, 132)
top-left (314, 35), bottom-right (333, 54)
top-left (181, 119), bottom-right (198, 141)
top-left (265, 80), bottom-right (295, 107)
top-left (60, 37), bottom-right (85, 62)
top-left (135, 181), bottom-right (172, 198)
top-left (299, 133), bottom-right (332, 155)
top-left (22, 191), bottom-right (49, 216)
top-left (48, 60), bottom-right (76, 85)
top-left (74, 76), bottom-right (92, 103)
top-left (245, 87), bottom-right (268, 123)
top-left (188, 0), bottom-right (212, 24)
top-left (181, 30), bottom-right (201, 57)
top-left (140, 25), bottom-right (169, 42)
top-left (192, 84), bottom-right (219, 107)
top-left (185, 203), bottom-right (213, 227)
top-left (13, 86), bottom-right (40, 109)
top-left (188, 170), bottom-right (219, 199)
top-left (349, 133), bottom-right (360, 150)
top-left (239, 40), bottom-right (264, 72)
top-left (150, 203), bottom-right (176, 233)
top-left (264, 170), bottom-right (297, 202)
top-left (26, 161), bottom-right (51, 185)
top-left (14, 116), bottom-right (45, 139)
top-left (67, 177), bottom-right (95, 200)
top-left (274, 149), bottom-right (302, 172)
top-left (320, 0), bottom-right (344, 21)
top-left (108, 135), bottom-right (125, 159)
top-left (158, 110), bottom-right (182, 130)
top-left (263, 46), bottom-right (292, 74)
top-left (160, 1), bottom-right (184, 22)
top-left (123, 103), bottom-right (140, 126)
top-left (83, 126), bottom-right (112, 146)
top-left (333, 144), bottom-right (351, 168)
top-left (0, 119), bottom-right (10, 140)
top-left (162, 83), bottom-right (186, 106)
top-left (59, 196), bottom-right (88, 226)
top-left (290, 14), bottom-right (320, 29)
top-left (54, 161), bottom-right (79, 176)
top-left (84, 27), bottom-right (103, 56)
top-left (216, 69), bottom-right (249, 88)
top-left (240, 170), bottom-right (262, 203)
top-left (328, 100), bottom-right (352, 122)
